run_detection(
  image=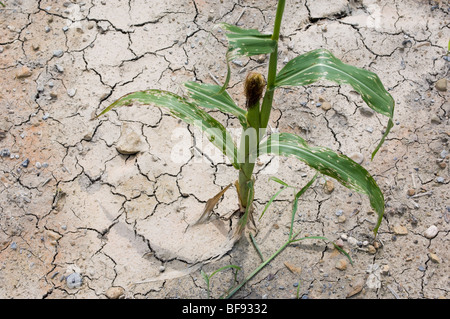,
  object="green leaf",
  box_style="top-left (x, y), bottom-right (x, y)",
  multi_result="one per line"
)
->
top-left (184, 81), bottom-right (248, 128)
top-left (220, 23), bottom-right (277, 59)
top-left (258, 132), bottom-right (385, 235)
top-left (218, 23), bottom-right (277, 92)
top-left (275, 49), bottom-right (395, 158)
top-left (96, 89), bottom-right (240, 169)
